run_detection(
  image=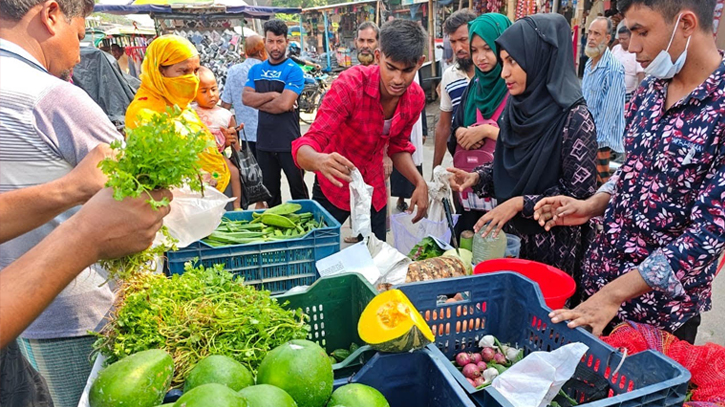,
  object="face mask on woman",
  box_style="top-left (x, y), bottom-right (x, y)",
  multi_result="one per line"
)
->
top-left (161, 73), bottom-right (200, 107)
